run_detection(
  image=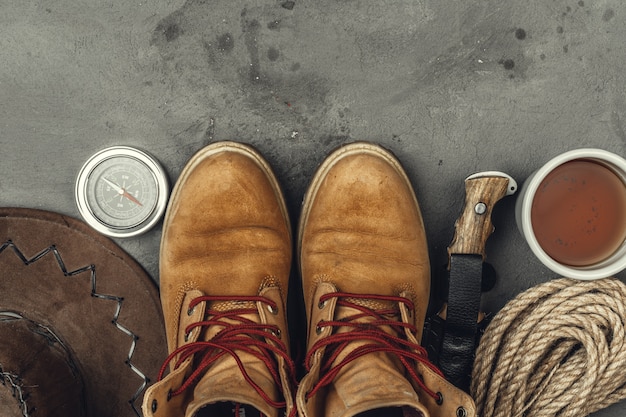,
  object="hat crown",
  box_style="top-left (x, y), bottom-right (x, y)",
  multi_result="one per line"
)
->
top-left (0, 312), bottom-right (86, 417)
